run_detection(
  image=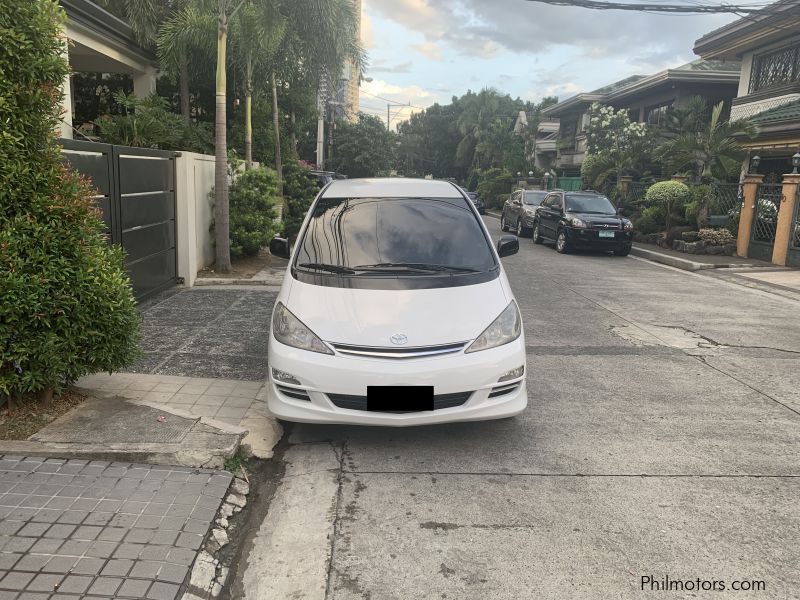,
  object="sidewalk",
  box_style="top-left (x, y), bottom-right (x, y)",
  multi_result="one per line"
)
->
top-left (631, 243), bottom-right (776, 271)
top-left (73, 372), bottom-right (281, 461)
top-left (194, 257), bottom-right (287, 287)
